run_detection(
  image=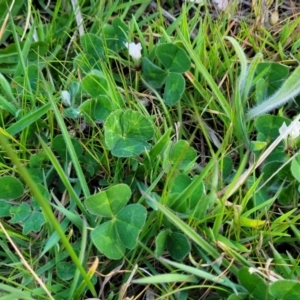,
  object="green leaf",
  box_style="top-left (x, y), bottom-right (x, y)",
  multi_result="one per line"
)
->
top-left (27, 64), bottom-right (39, 91)
top-left (278, 182), bottom-right (297, 205)
top-left (0, 41), bottom-right (48, 64)
top-left (80, 33), bottom-right (104, 60)
top-left (255, 115), bottom-right (290, 142)
top-left (247, 66), bottom-right (300, 120)
top-left (169, 140), bottom-right (197, 170)
top-left (81, 70), bottom-right (108, 97)
top-left (155, 230), bottom-right (168, 257)
top-left (104, 109), bottom-right (154, 157)
top-left (291, 155), bottom-right (300, 182)
top-left (255, 62), bottom-right (289, 101)
top-left (73, 53), bottom-right (97, 75)
top-left (269, 280), bottom-right (300, 299)
top-left (250, 141), bottom-right (268, 151)
top-left (170, 174), bottom-right (204, 212)
top-left (91, 220), bottom-right (125, 260)
top-left (156, 44), bottom-right (191, 73)
top-left (29, 151), bottom-right (48, 168)
top-left (32, 184), bottom-right (50, 210)
top-left (221, 156), bottom-right (233, 180)
top-left (164, 73), bottom-right (185, 106)
top-left (7, 103), bottom-right (51, 136)
top-left (147, 128), bottom-right (172, 164)
top-left (52, 135), bottom-right (83, 161)
top-left (63, 107), bottom-right (80, 119)
top-left (227, 294), bottom-right (249, 300)
top-left (133, 273), bottom-right (198, 284)
top-left (238, 267), bottom-right (270, 300)
top-left (84, 184), bottom-right (131, 217)
top-left (166, 232), bottom-right (190, 261)
top-left (0, 0), bottom-right (25, 44)
top-left (142, 57), bottom-right (167, 88)
top-left (102, 18), bottom-right (128, 51)
top-left (22, 211), bottom-right (45, 235)
top-left (79, 95), bottom-right (113, 123)
top-left (56, 262), bottom-right (77, 281)
top-left (224, 37), bottom-right (248, 96)
top-left (10, 203), bottom-right (31, 223)
top-left (27, 167), bottom-right (43, 184)
top-left (0, 200), bottom-right (12, 217)
top-left (116, 204), bottom-right (147, 249)
top-left (0, 176), bottom-right (24, 199)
